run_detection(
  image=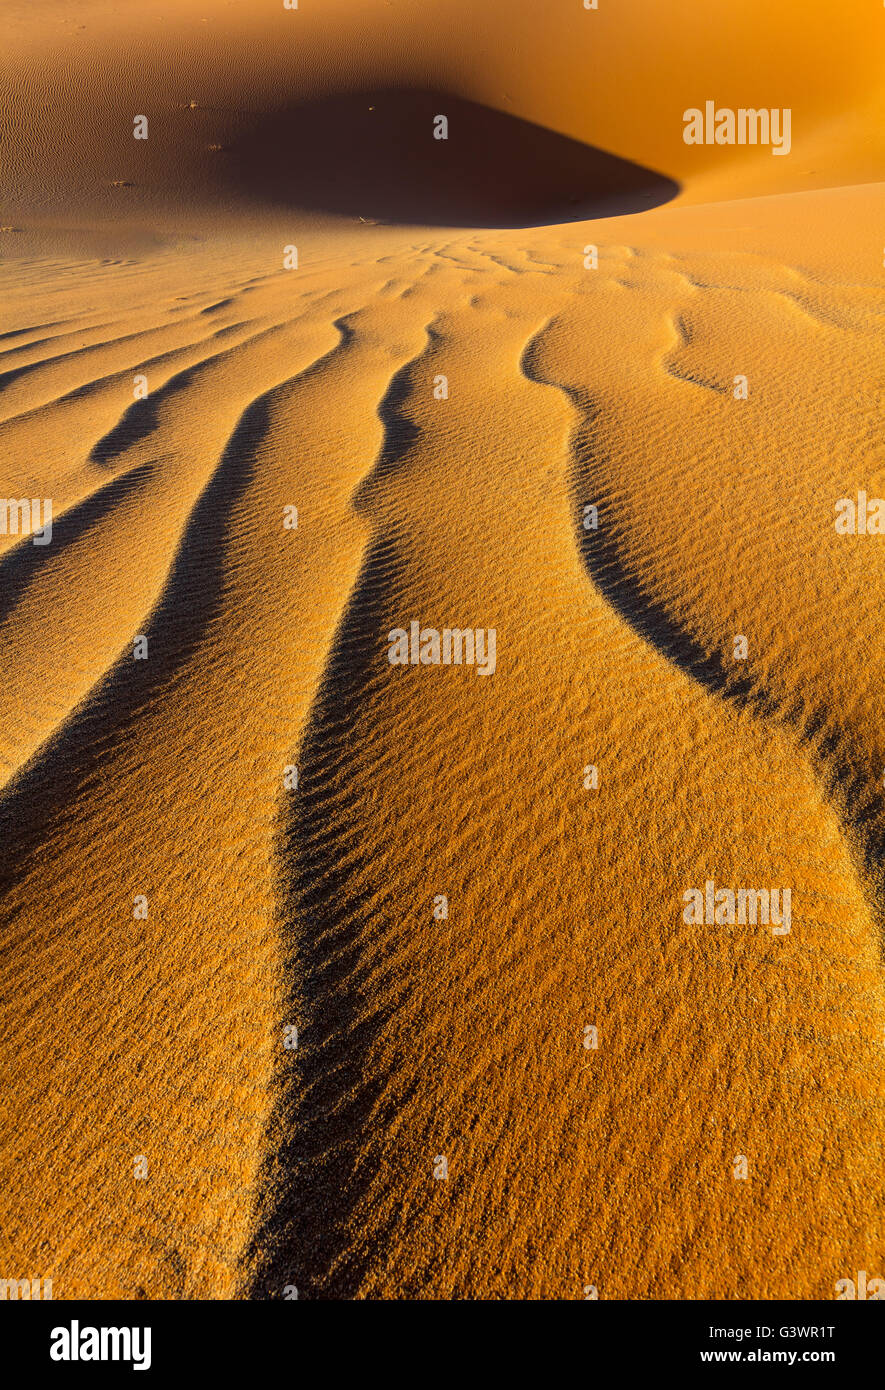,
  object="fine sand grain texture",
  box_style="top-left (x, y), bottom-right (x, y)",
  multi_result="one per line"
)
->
top-left (0, 0), bottom-right (883, 1300)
